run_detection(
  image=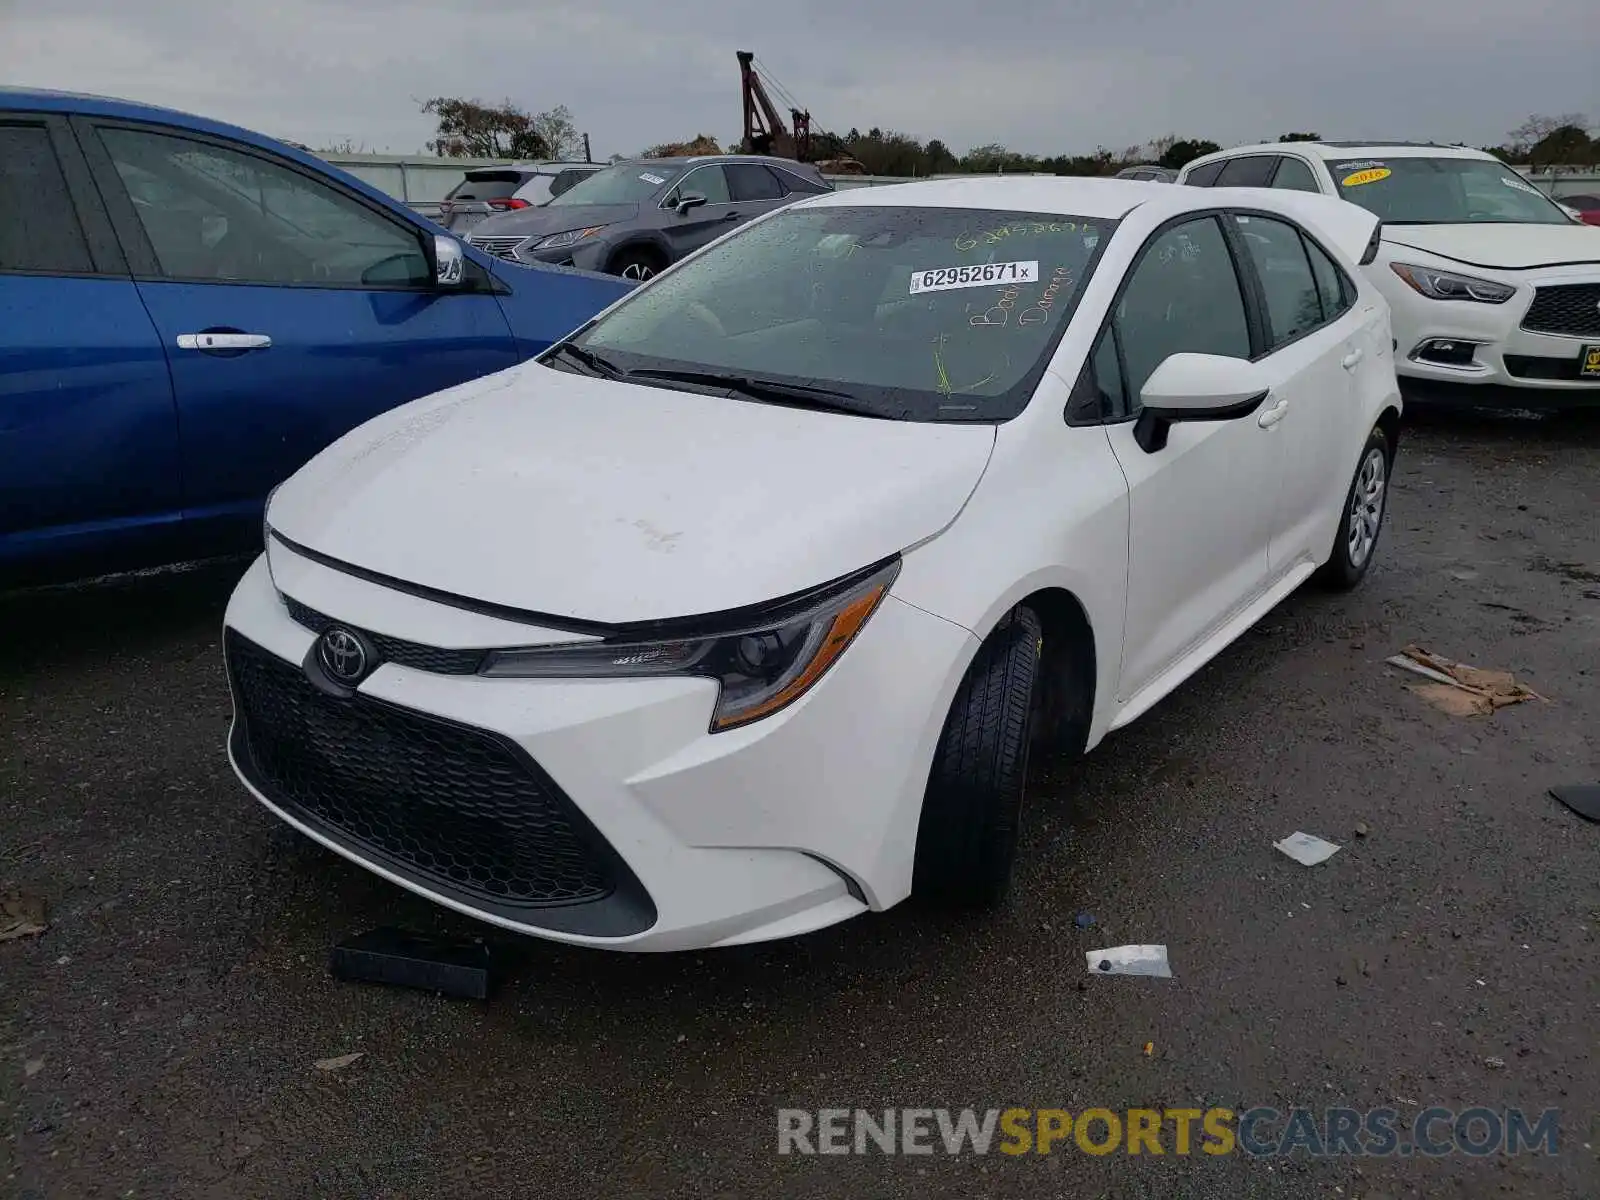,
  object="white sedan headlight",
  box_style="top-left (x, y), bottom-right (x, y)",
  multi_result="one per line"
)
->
top-left (1389, 263), bottom-right (1515, 304)
top-left (481, 559), bottom-right (899, 732)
